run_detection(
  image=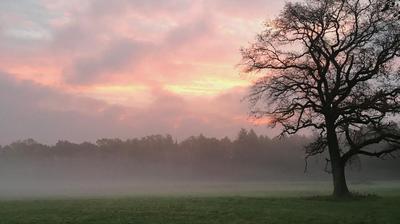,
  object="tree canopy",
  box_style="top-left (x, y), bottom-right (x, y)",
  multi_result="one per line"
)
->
top-left (241, 0), bottom-right (400, 197)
